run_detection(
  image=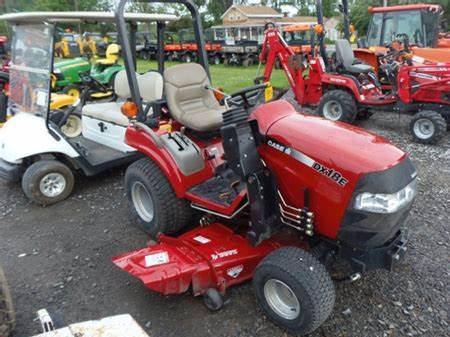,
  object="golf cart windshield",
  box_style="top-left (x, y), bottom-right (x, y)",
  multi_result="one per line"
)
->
top-left (8, 24), bottom-right (53, 117)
